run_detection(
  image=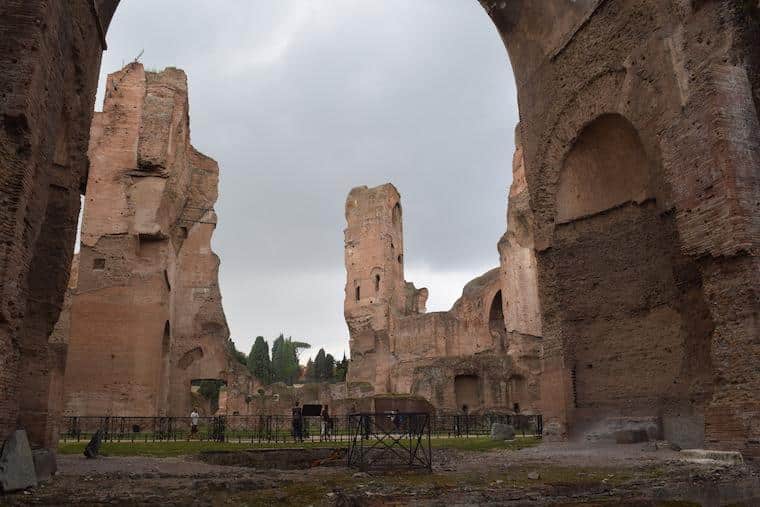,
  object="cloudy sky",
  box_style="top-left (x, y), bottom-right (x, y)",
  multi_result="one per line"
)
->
top-left (95, 0), bottom-right (518, 361)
